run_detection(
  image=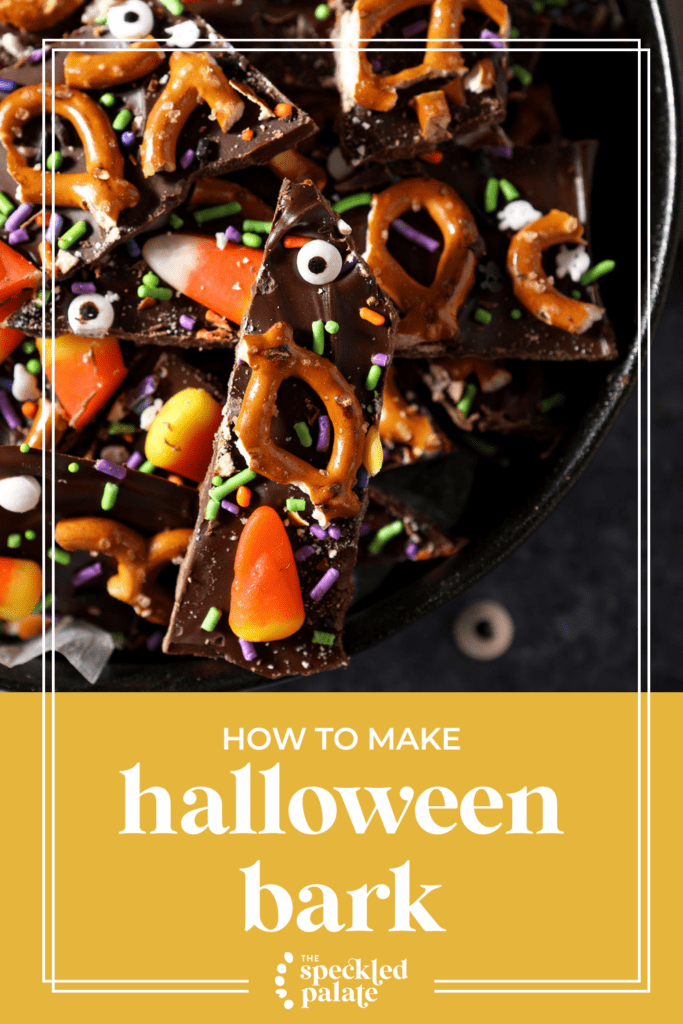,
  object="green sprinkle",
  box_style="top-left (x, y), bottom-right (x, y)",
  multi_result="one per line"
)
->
top-left (111, 631), bottom-right (126, 650)
top-left (142, 271), bottom-right (160, 287)
top-left (7, 533), bottom-right (21, 549)
top-left (57, 220), bottom-right (87, 250)
top-left (499, 178), bottom-right (520, 201)
top-left (510, 308), bottom-right (522, 320)
top-left (99, 93), bottom-right (115, 107)
top-left (35, 290), bottom-right (50, 306)
top-left (539, 392), bottom-right (566, 414)
top-left (325, 320), bottom-right (339, 334)
top-left (368, 519), bottom-right (404, 555)
top-left (313, 630), bottom-right (336, 646)
top-left (571, 289), bottom-right (582, 299)
top-left (365, 364), bottom-right (382, 390)
top-left (160, 0), bottom-right (184, 15)
top-left (294, 421), bottom-right (313, 447)
top-left (332, 192), bottom-right (372, 215)
top-left (511, 64), bottom-right (533, 87)
top-left (242, 219), bottom-right (272, 234)
top-left (314, 2), bottom-right (330, 18)
top-left (193, 201), bottom-right (241, 224)
top-left (137, 285), bottom-right (173, 301)
top-left (139, 460), bottom-right (155, 474)
top-left (112, 108), bottom-right (133, 131)
top-left (286, 498), bottom-right (306, 512)
top-left (210, 468), bottom-right (257, 501)
top-left (457, 382), bottom-right (478, 418)
top-left (25, 358), bottom-right (41, 374)
top-left (169, 214), bottom-right (184, 230)
top-left (30, 593), bottom-right (52, 615)
top-left (462, 434), bottom-right (499, 456)
top-left (241, 232), bottom-right (262, 248)
top-left (21, 341), bottom-right (36, 354)
top-left (20, 443), bottom-right (30, 453)
top-left (24, 529), bottom-right (36, 541)
top-left (580, 259), bottom-right (616, 286)
top-left (0, 192), bottom-right (15, 215)
top-left (101, 481), bottom-right (119, 511)
top-left (205, 498), bottom-right (220, 521)
top-left (67, 461), bottom-right (79, 473)
top-left (474, 307), bottom-right (493, 325)
top-left (312, 319), bottom-right (325, 354)
top-left (530, 0), bottom-right (545, 12)
top-left (510, 26), bottom-right (521, 37)
top-left (49, 546), bottom-right (71, 566)
top-left (0, 213), bottom-right (7, 229)
top-left (212, 476), bottom-right (223, 487)
top-left (484, 177), bottom-right (499, 213)
top-left (46, 151), bottom-right (62, 171)
top-left (108, 423), bottom-right (136, 434)
top-left (201, 606), bottom-right (222, 632)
